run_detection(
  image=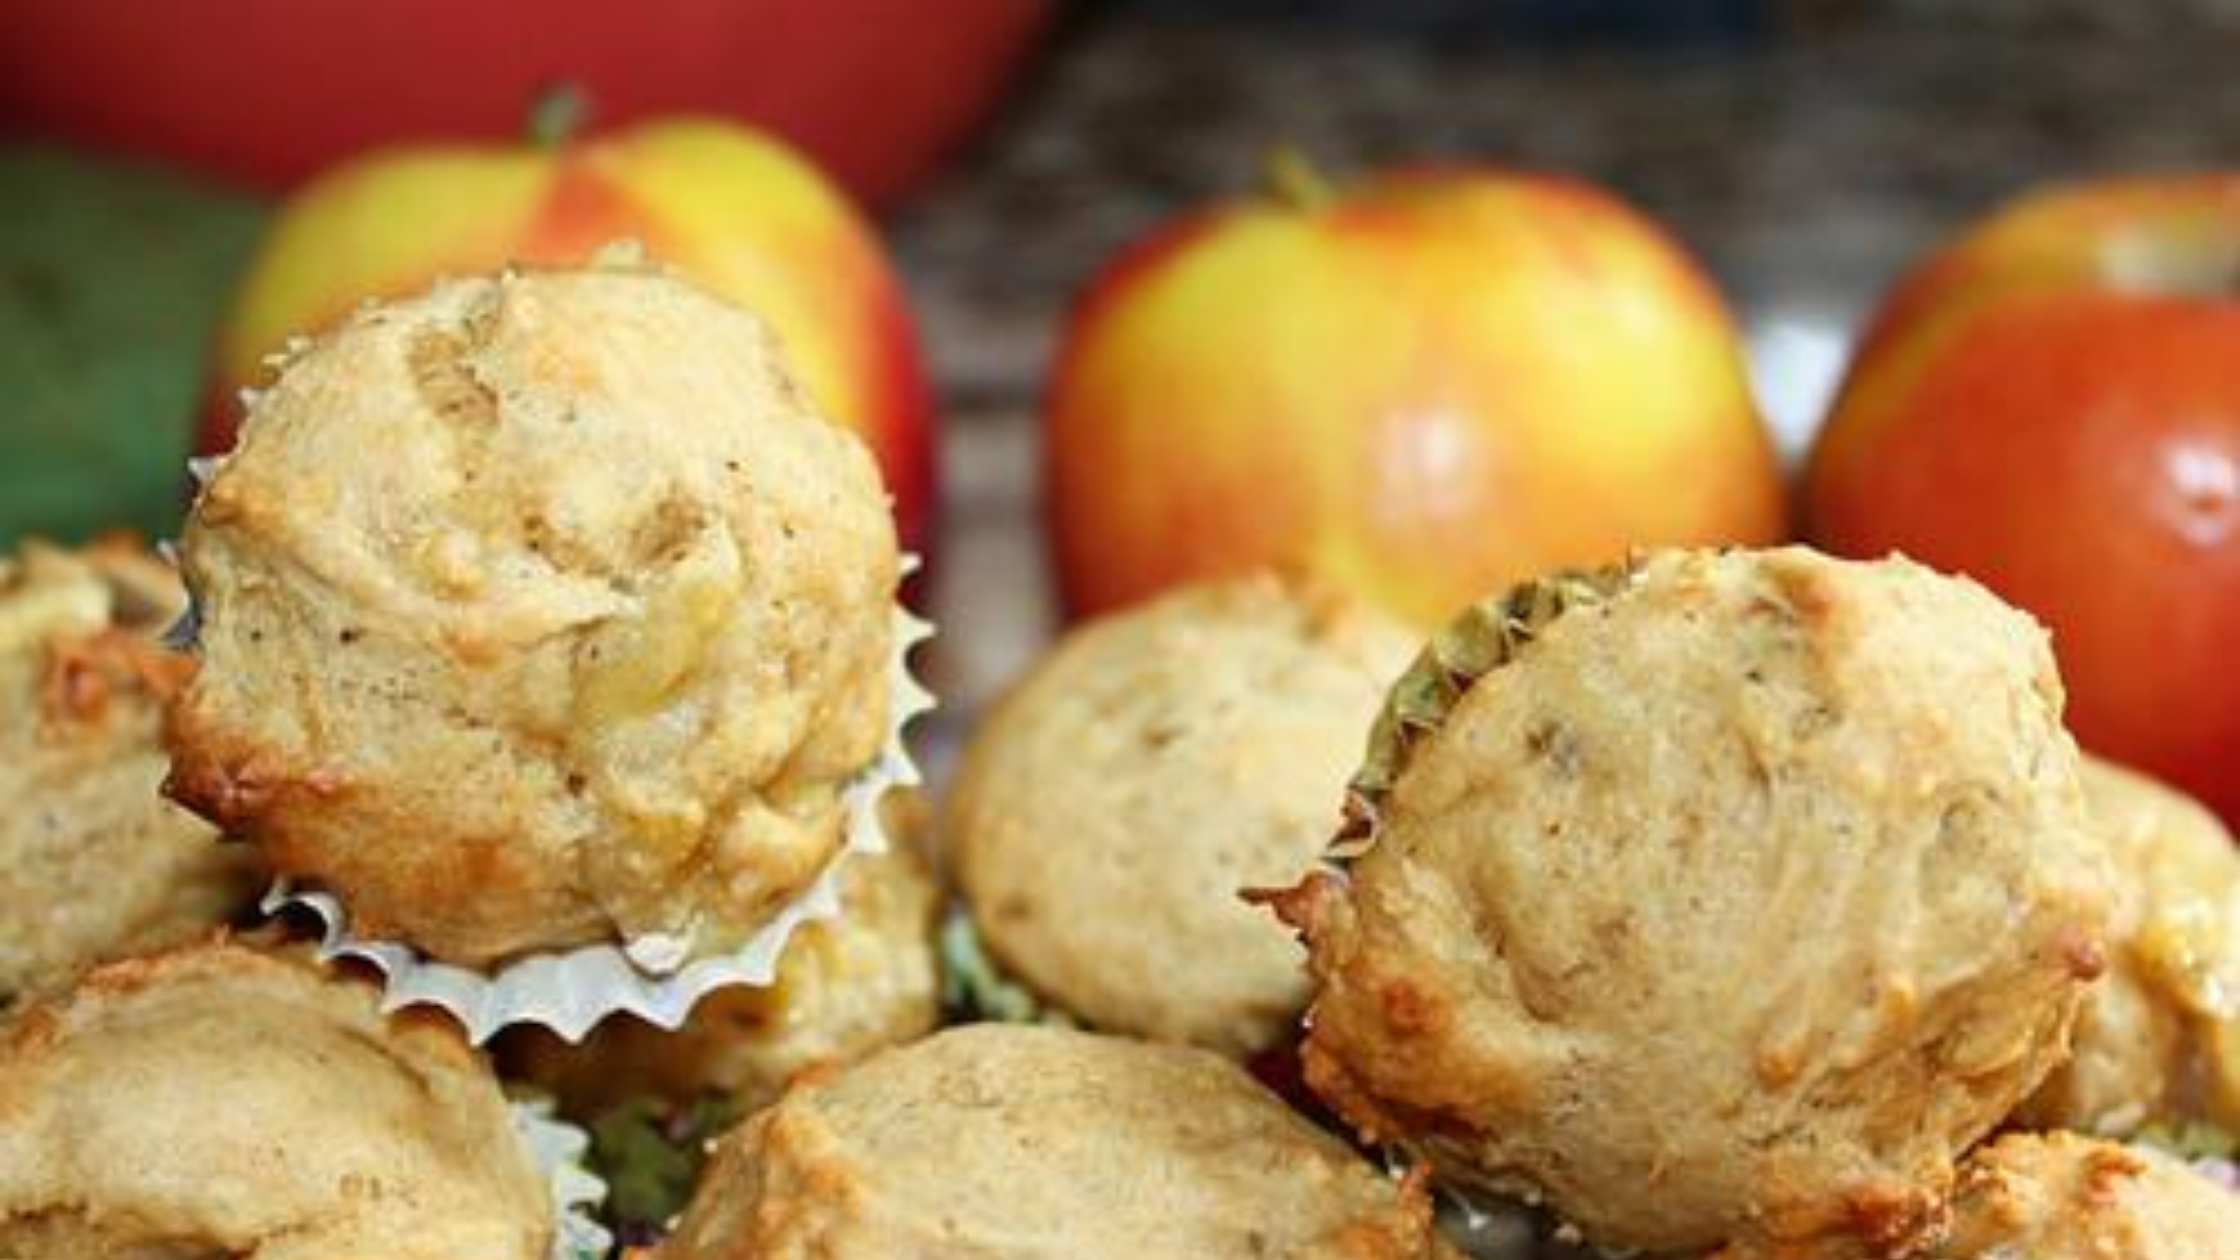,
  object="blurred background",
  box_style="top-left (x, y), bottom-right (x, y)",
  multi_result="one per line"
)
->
top-left (3, 0), bottom-right (2235, 809)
